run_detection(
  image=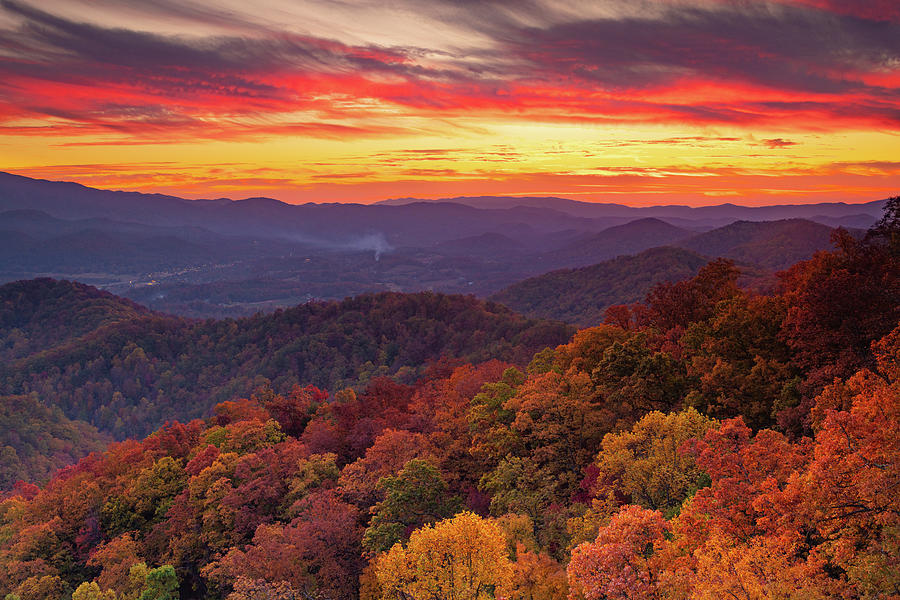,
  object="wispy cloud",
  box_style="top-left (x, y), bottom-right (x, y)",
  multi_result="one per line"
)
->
top-left (760, 138), bottom-right (798, 148)
top-left (2, 0), bottom-right (899, 139)
top-left (1, 0), bottom-right (898, 206)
